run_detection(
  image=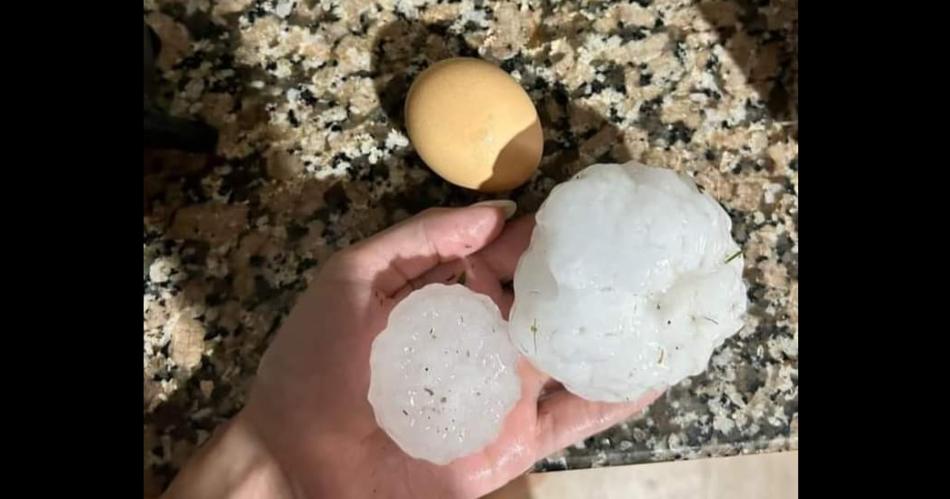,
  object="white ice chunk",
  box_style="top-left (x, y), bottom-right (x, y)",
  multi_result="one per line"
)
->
top-left (509, 162), bottom-right (747, 402)
top-left (368, 284), bottom-right (521, 465)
